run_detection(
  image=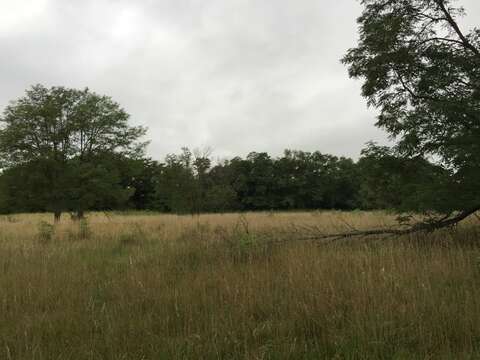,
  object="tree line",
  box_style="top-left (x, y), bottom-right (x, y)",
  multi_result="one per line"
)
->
top-left (0, 138), bottom-right (451, 216)
top-left (0, 81), bottom-right (475, 220)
